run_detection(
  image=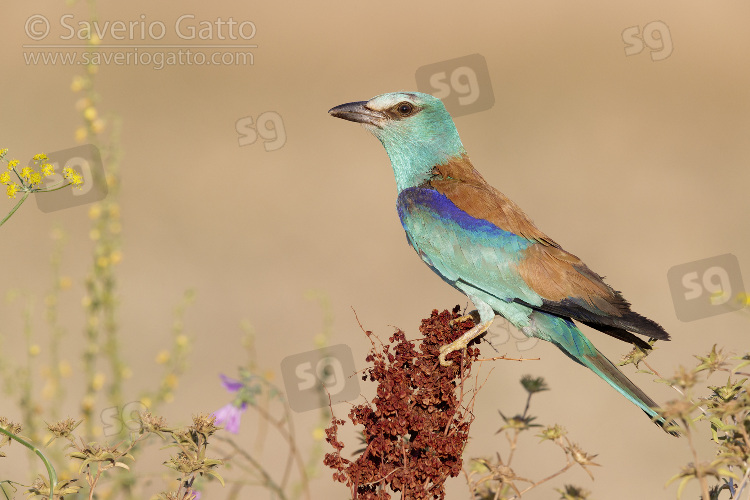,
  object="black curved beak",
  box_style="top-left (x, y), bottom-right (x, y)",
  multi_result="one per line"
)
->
top-left (328, 101), bottom-right (386, 127)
